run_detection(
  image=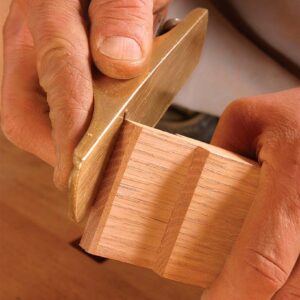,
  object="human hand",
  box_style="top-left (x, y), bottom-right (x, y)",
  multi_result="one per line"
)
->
top-left (1, 0), bottom-right (171, 190)
top-left (202, 88), bottom-right (300, 299)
